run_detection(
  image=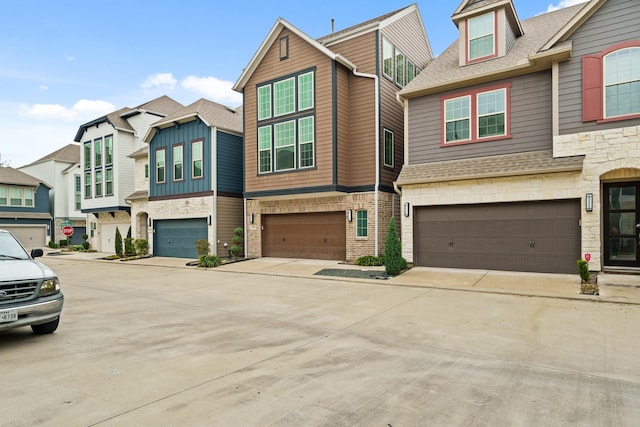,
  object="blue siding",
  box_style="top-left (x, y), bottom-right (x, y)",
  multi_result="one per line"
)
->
top-left (216, 131), bottom-right (243, 194)
top-left (149, 119), bottom-right (212, 198)
top-left (3, 185), bottom-right (50, 214)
